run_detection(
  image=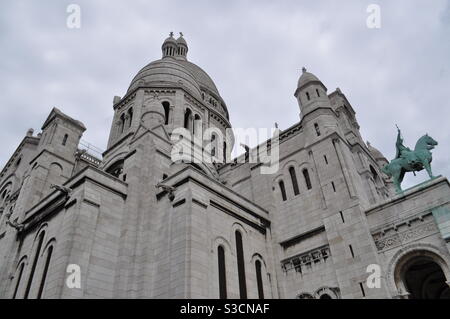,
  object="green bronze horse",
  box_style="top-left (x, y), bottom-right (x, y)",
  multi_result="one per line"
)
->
top-left (382, 132), bottom-right (438, 193)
